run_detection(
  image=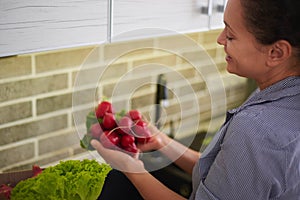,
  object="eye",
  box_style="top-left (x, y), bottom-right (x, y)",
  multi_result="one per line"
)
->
top-left (226, 36), bottom-right (233, 41)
